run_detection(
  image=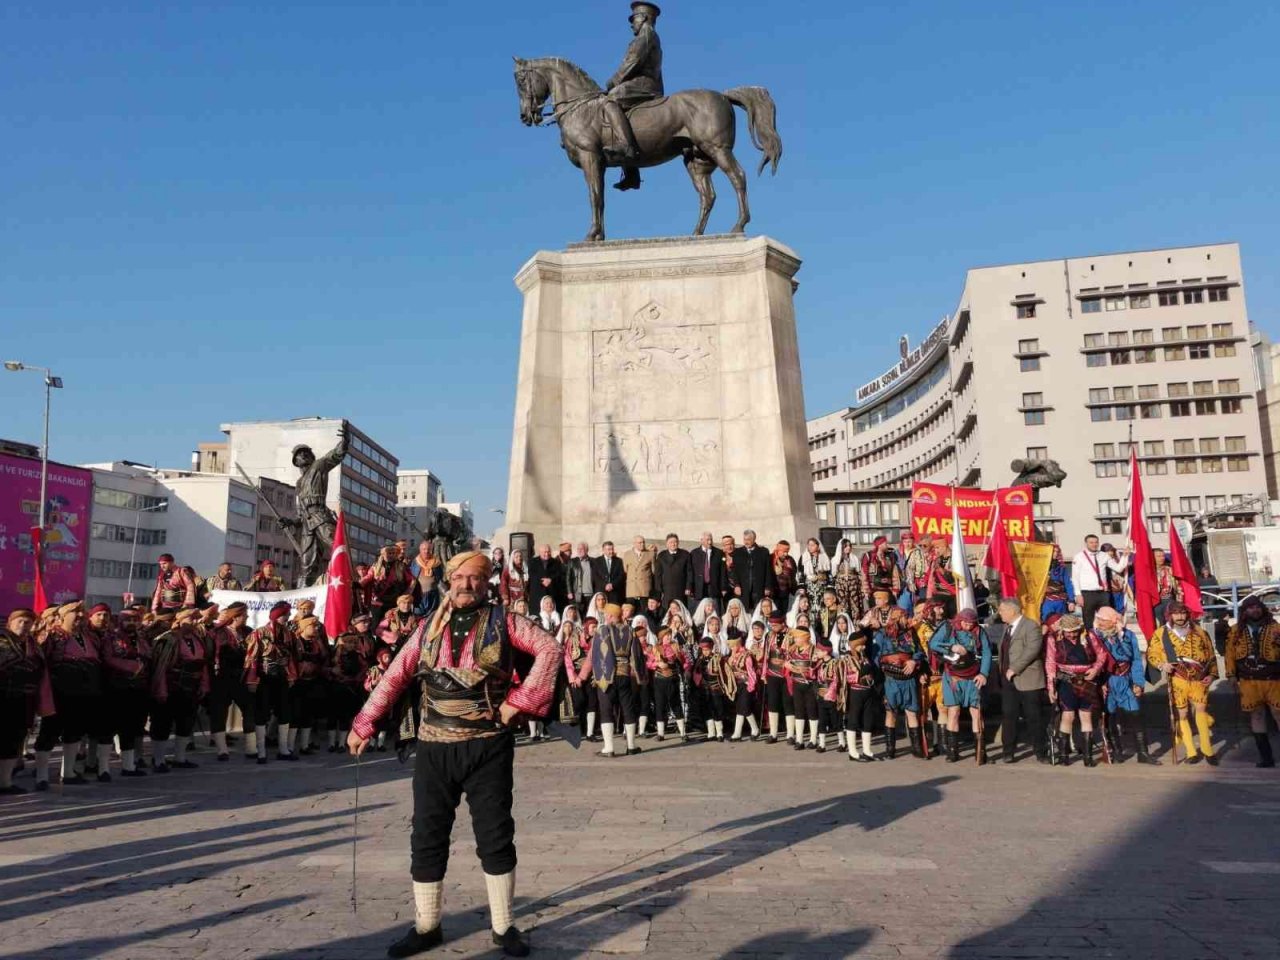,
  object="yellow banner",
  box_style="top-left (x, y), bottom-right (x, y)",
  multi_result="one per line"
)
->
top-left (1010, 541), bottom-right (1055, 621)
